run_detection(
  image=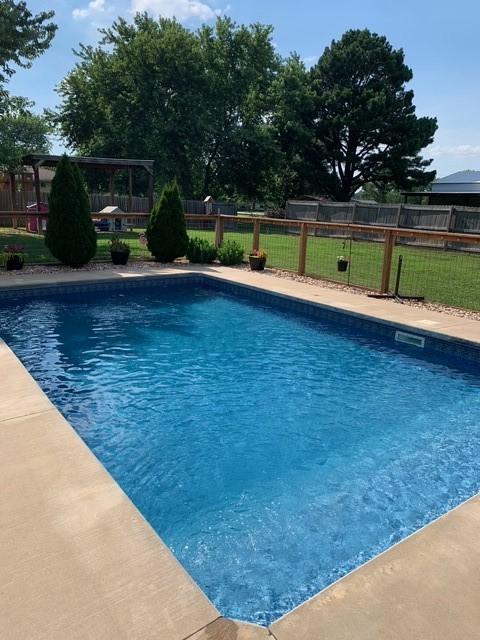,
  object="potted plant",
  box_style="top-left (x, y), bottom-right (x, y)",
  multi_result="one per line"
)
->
top-left (4, 244), bottom-right (25, 271)
top-left (109, 235), bottom-right (131, 265)
top-left (249, 249), bottom-right (267, 271)
top-left (337, 255), bottom-right (349, 272)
